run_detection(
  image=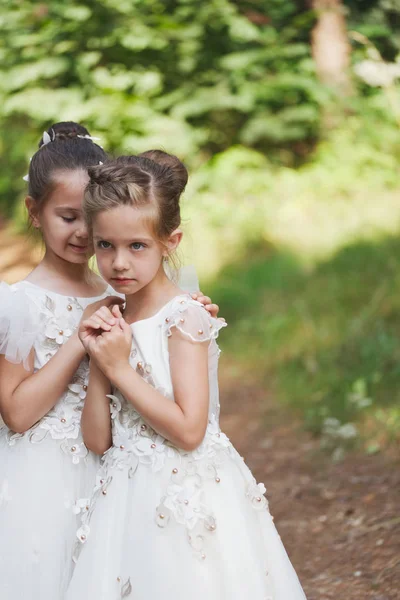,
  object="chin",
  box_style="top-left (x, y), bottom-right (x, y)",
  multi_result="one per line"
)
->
top-left (66, 251), bottom-right (90, 264)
